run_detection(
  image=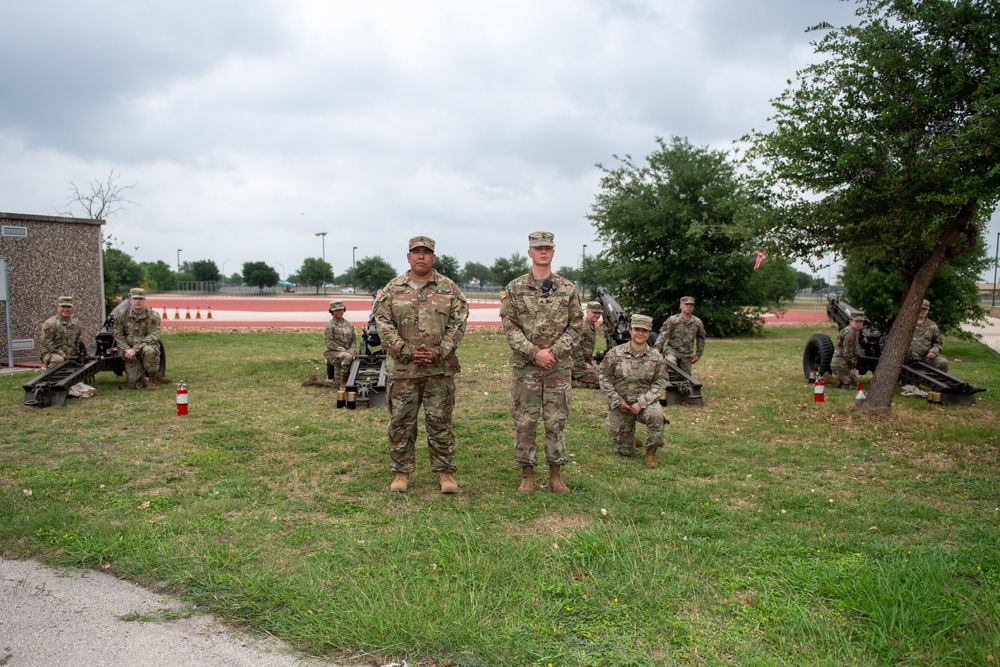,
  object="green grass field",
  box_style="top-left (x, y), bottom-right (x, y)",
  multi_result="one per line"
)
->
top-left (2, 326), bottom-right (998, 666)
